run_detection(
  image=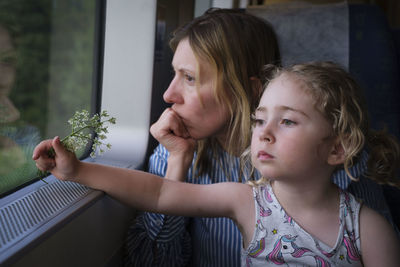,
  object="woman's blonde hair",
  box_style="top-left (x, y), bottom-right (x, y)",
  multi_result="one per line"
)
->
top-left (169, 8), bottom-right (281, 178)
top-left (248, 62), bottom-right (400, 187)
